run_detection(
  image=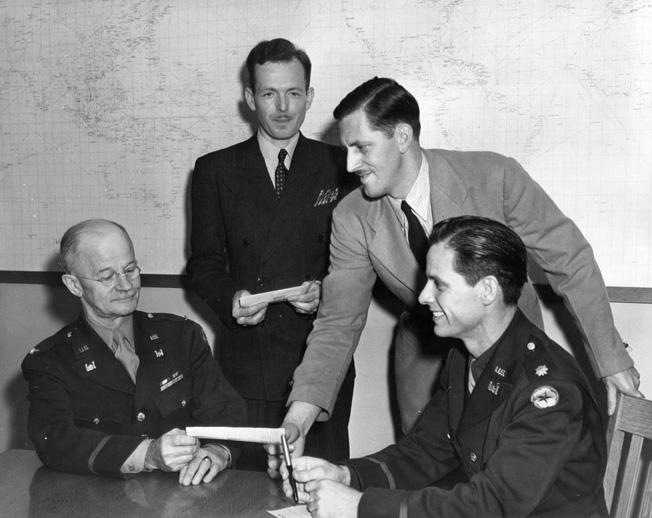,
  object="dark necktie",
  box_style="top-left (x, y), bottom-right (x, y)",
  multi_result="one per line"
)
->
top-left (275, 148), bottom-right (289, 198)
top-left (401, 200), bottom-right (429, 271)
top-left (112, 330), bottom-right (139, 383)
